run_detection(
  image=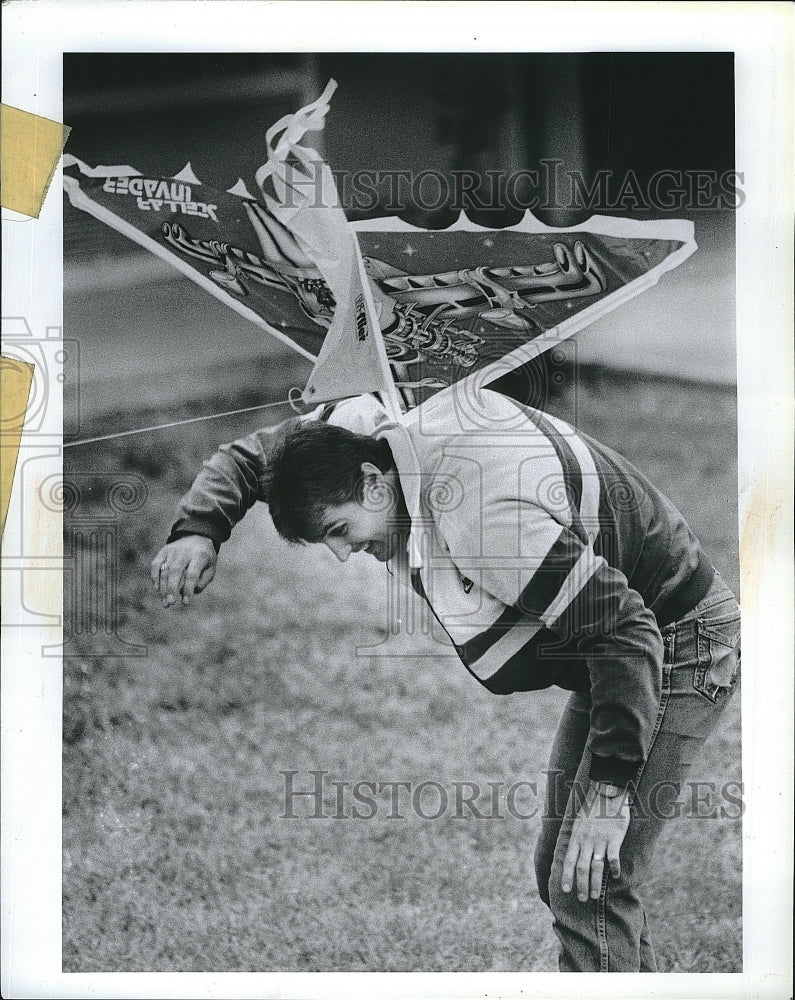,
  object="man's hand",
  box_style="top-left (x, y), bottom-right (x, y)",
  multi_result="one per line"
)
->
top-left (561, 781), bottom-right (630, 902)
top-left (150, 535), bottom-right (217, 608)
